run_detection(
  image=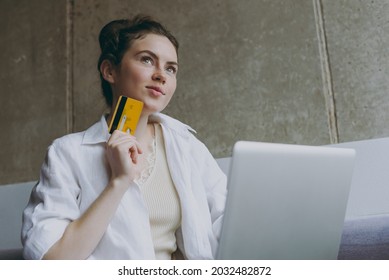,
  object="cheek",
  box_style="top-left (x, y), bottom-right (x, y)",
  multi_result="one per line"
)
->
top-left (128, 70), bottom-right (148, 85)
top-left (118, 75), bottom-right (145, 95)
top-left (168, 79), bottom-right (177, 95)
top-left (122, 63), bottom-right (149, 82)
